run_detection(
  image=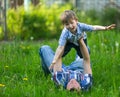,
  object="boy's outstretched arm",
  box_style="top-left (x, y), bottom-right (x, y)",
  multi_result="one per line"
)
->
top-left (93, 24), bottom-right (116, 30)
top-left (79, 38), bottom-right (92, 74)
top-left (49, 46), bottom-right (65, 72)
